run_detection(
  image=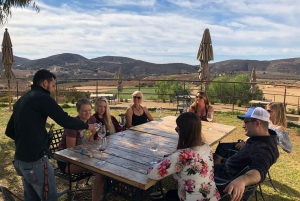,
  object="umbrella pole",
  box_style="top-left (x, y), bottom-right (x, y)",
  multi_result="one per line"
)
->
top-left (8, 79), bottom-right (12, 110)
